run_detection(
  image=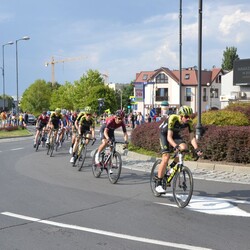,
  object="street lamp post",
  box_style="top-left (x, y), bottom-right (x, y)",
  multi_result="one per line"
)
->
top-left (2, 41), bottom-right (14, 110)
top-left (15, 36), bottom-right (30, 115)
